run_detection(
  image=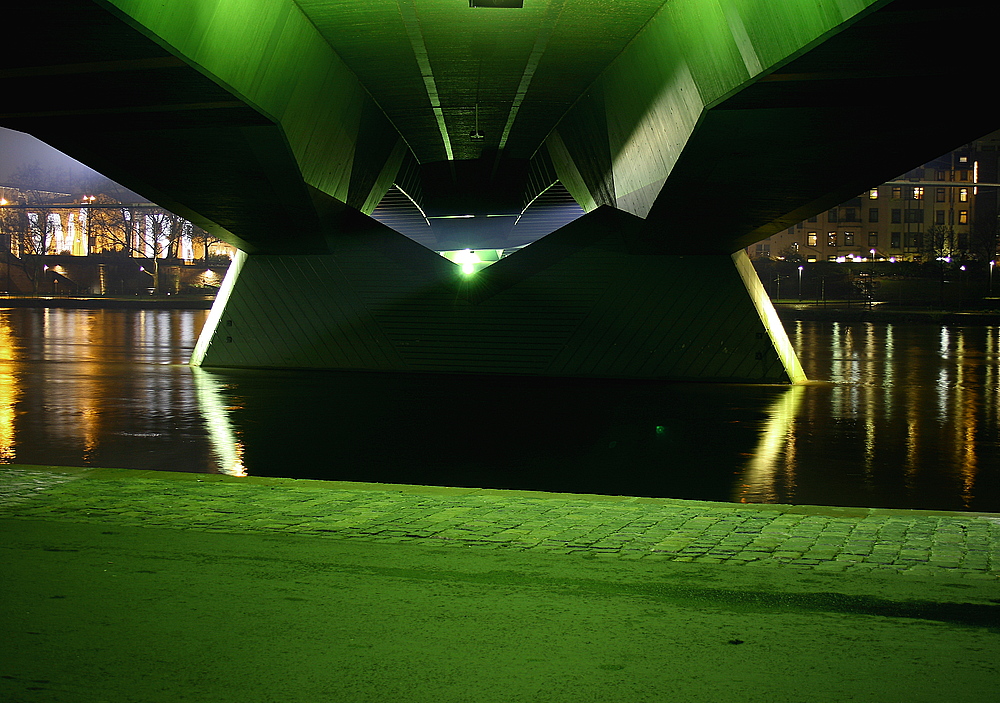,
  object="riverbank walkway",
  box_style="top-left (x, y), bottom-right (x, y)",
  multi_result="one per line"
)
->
top-left (3, 464), bottom-right (998, 702)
